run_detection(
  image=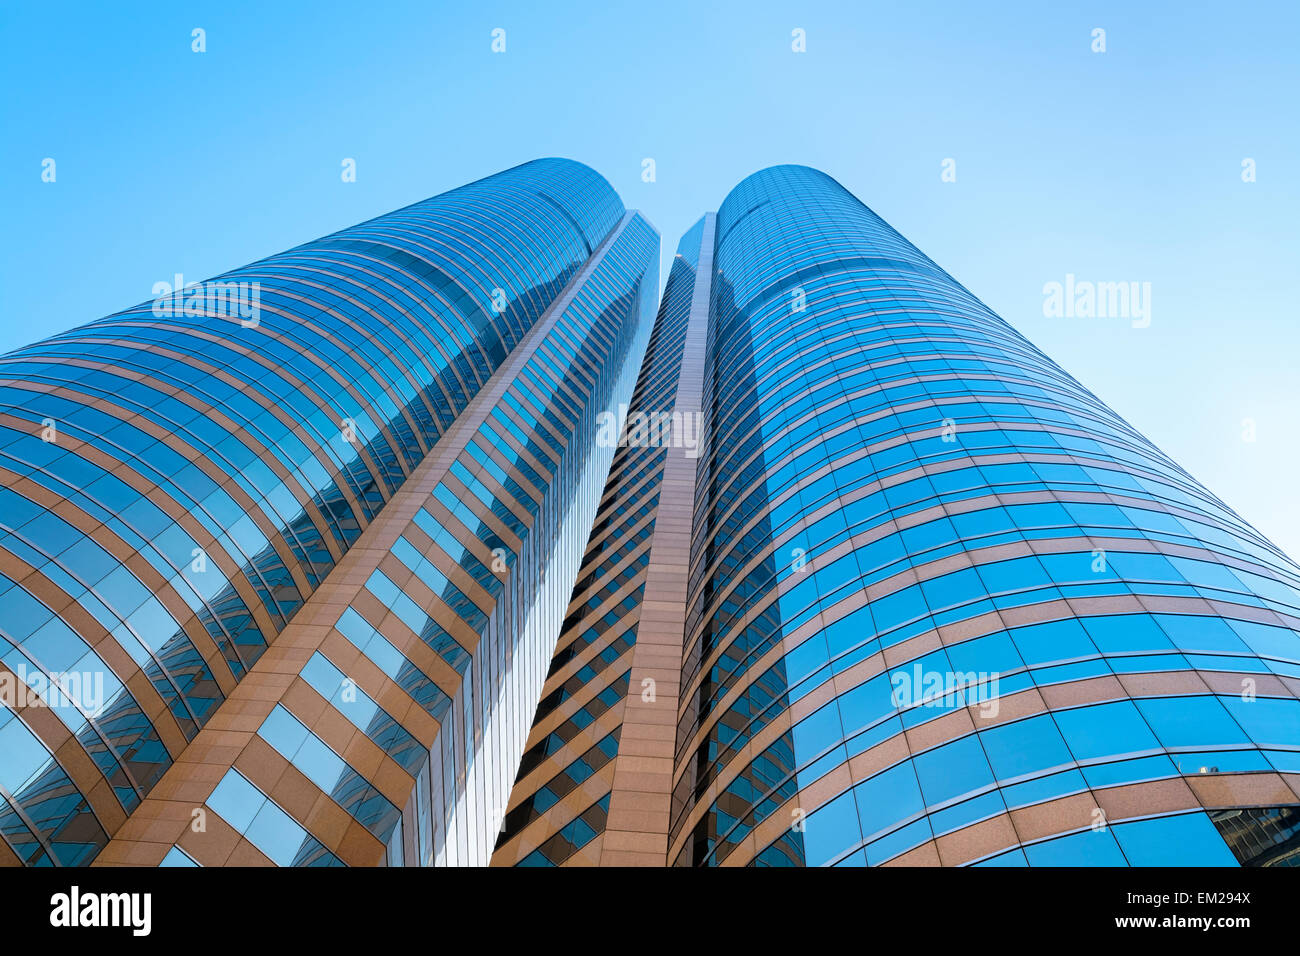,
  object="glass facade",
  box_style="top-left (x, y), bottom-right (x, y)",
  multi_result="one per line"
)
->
top-left (668, 165), bottom-right (1300, 867)
top-left (388, 209), bottom-right (659, 864)
top-left (0, 158), bottom-right (659, 866)
top-left (6, 157), bottom-right (1297, 868)
top-left (492, 218), bottom-right (707, 866)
